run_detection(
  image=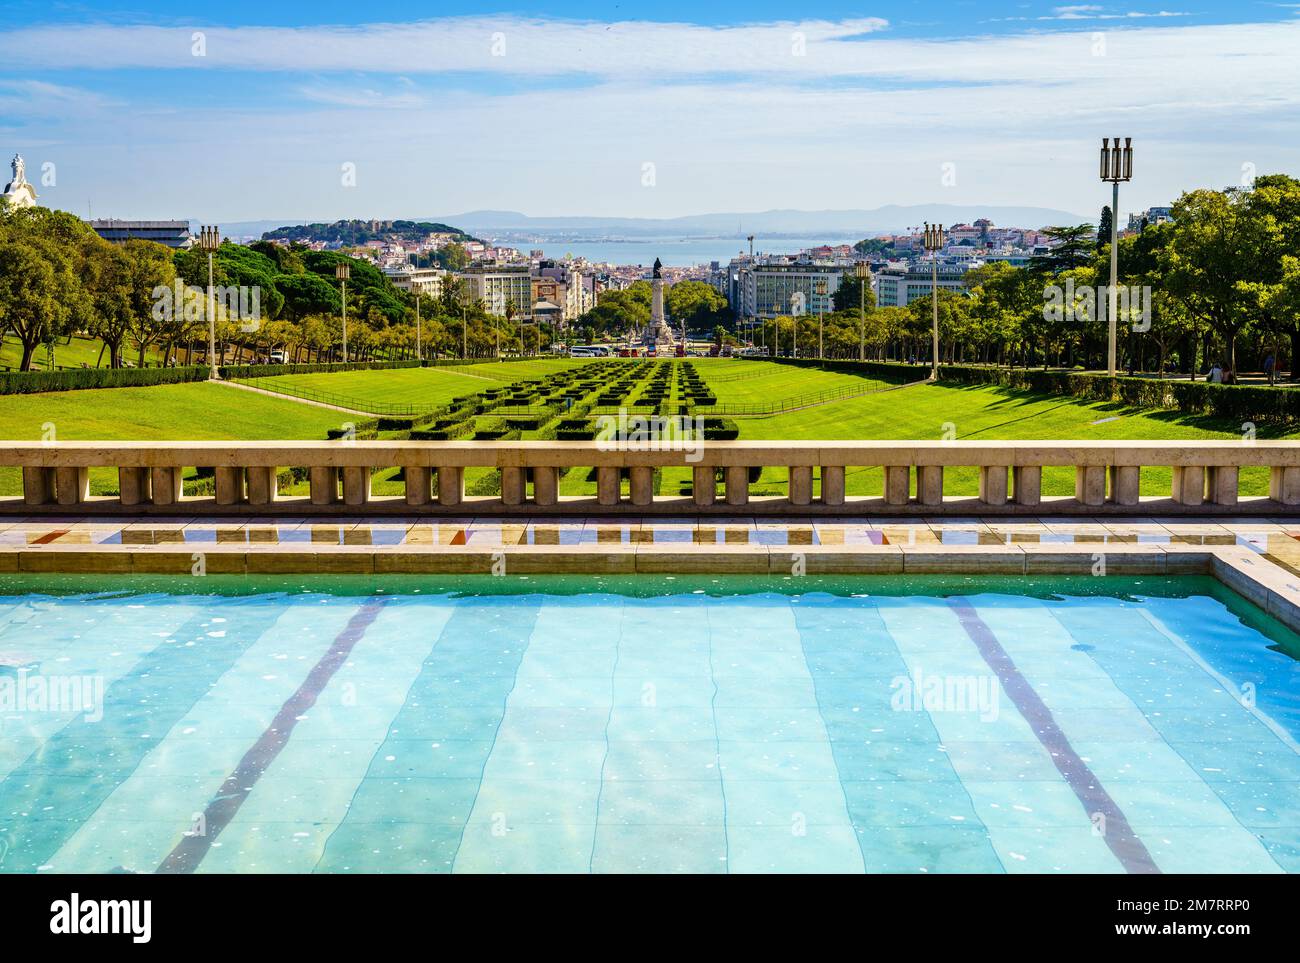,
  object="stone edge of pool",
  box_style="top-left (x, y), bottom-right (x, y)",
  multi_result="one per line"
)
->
top-left (3, 541), bottom-right (1300, 633)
